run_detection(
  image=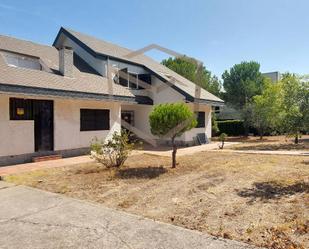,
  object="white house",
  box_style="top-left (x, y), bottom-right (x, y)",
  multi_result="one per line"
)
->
top-left (0, 27), bottom-right (224, 165)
